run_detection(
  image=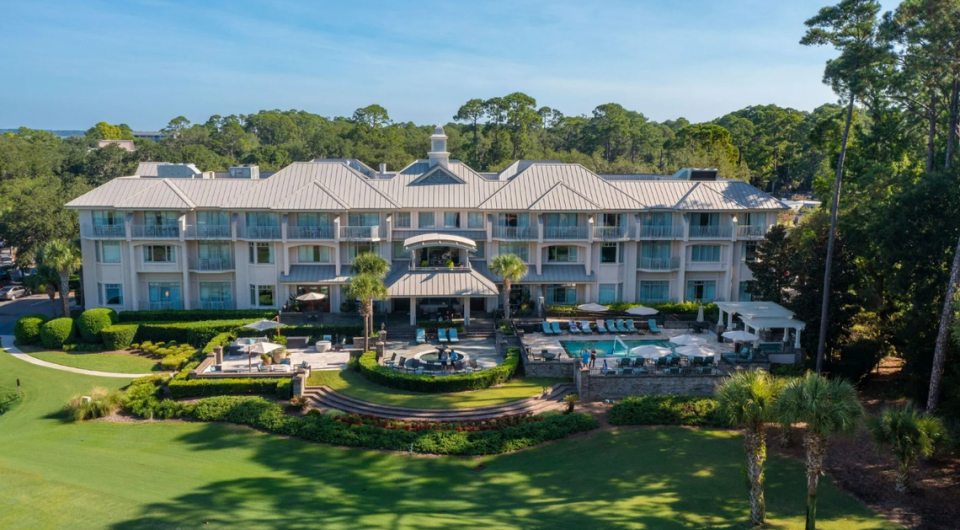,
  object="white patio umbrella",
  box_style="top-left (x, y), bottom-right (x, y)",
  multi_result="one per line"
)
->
top-left (669, 334), bottom-right (707, 346)
top-left (625, 305), bottom-right (658, 316)
top-left (245, 341), bottom-right (283, 372)
top-left (675, 345), bottom-right (716, 358)
top-left (296, 292), bottom-right (327, 301)
top-left (244, 319), bottom-right (283, 332)
top-left (577, 303), bottom-right (609, 312)
top-left (722, 330), bottom-right (759, 342)
top-left (629, 344), bottom-right (672, 359)
top-left (696, 304), bottom-right (705, 323)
